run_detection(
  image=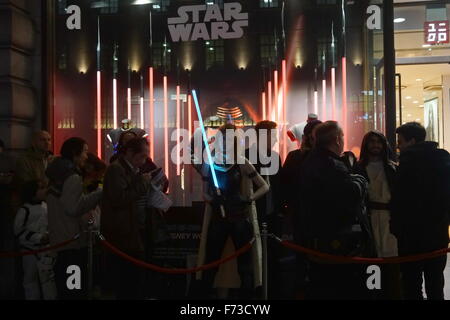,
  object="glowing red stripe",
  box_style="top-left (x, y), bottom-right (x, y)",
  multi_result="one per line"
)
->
top-left (331, 67), bottom-right (336, 121)
top-left (140, 97), bottom-right (144, 129)
top-left (342, 57), bottom-right (348, 149)
top-left (188, 94), bottom-right (192, 142)
top-left (176, 85), bottom-right (181, 176)
top-left (268, 81), bottom-right (272, 122)
top-left (282, 59), bottom-right (287, 161)
top-left (163, 76), bottom-right (169, 181)
top-left (322, 79), bottom-right (327, 120)
top-left (274, 70), bottom-right (278, 122)
top-left (127, 87), bottom-right (131, 120)
top-left (113, 78), bottom-right (118, 129)
top-left (149, 67), bottom-right (154, 159)
top-left (262, 91), bottom-right (266, 120)
top-left (314, 91), bottom-right (318, 116)
top-left (96, 71), bottom-right (102, 159)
